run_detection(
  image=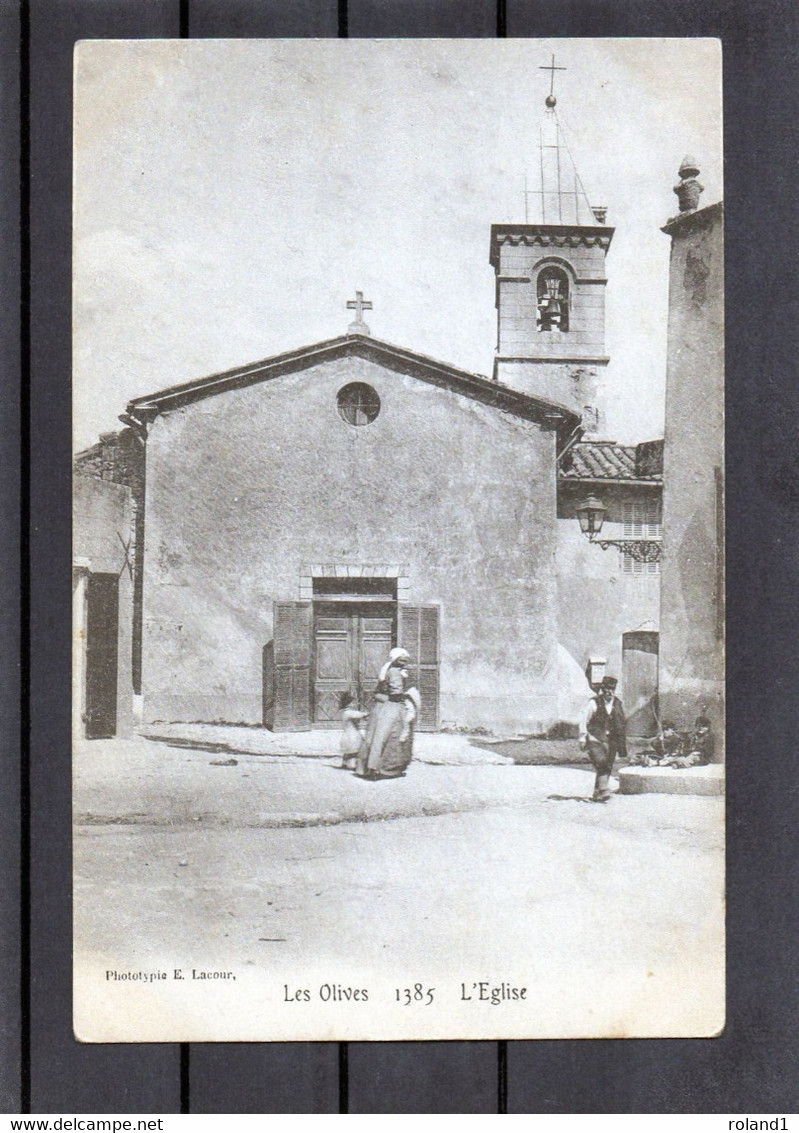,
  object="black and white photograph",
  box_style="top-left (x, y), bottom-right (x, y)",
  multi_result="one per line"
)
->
top-left (71, 37), bottom-right (724, 1043)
